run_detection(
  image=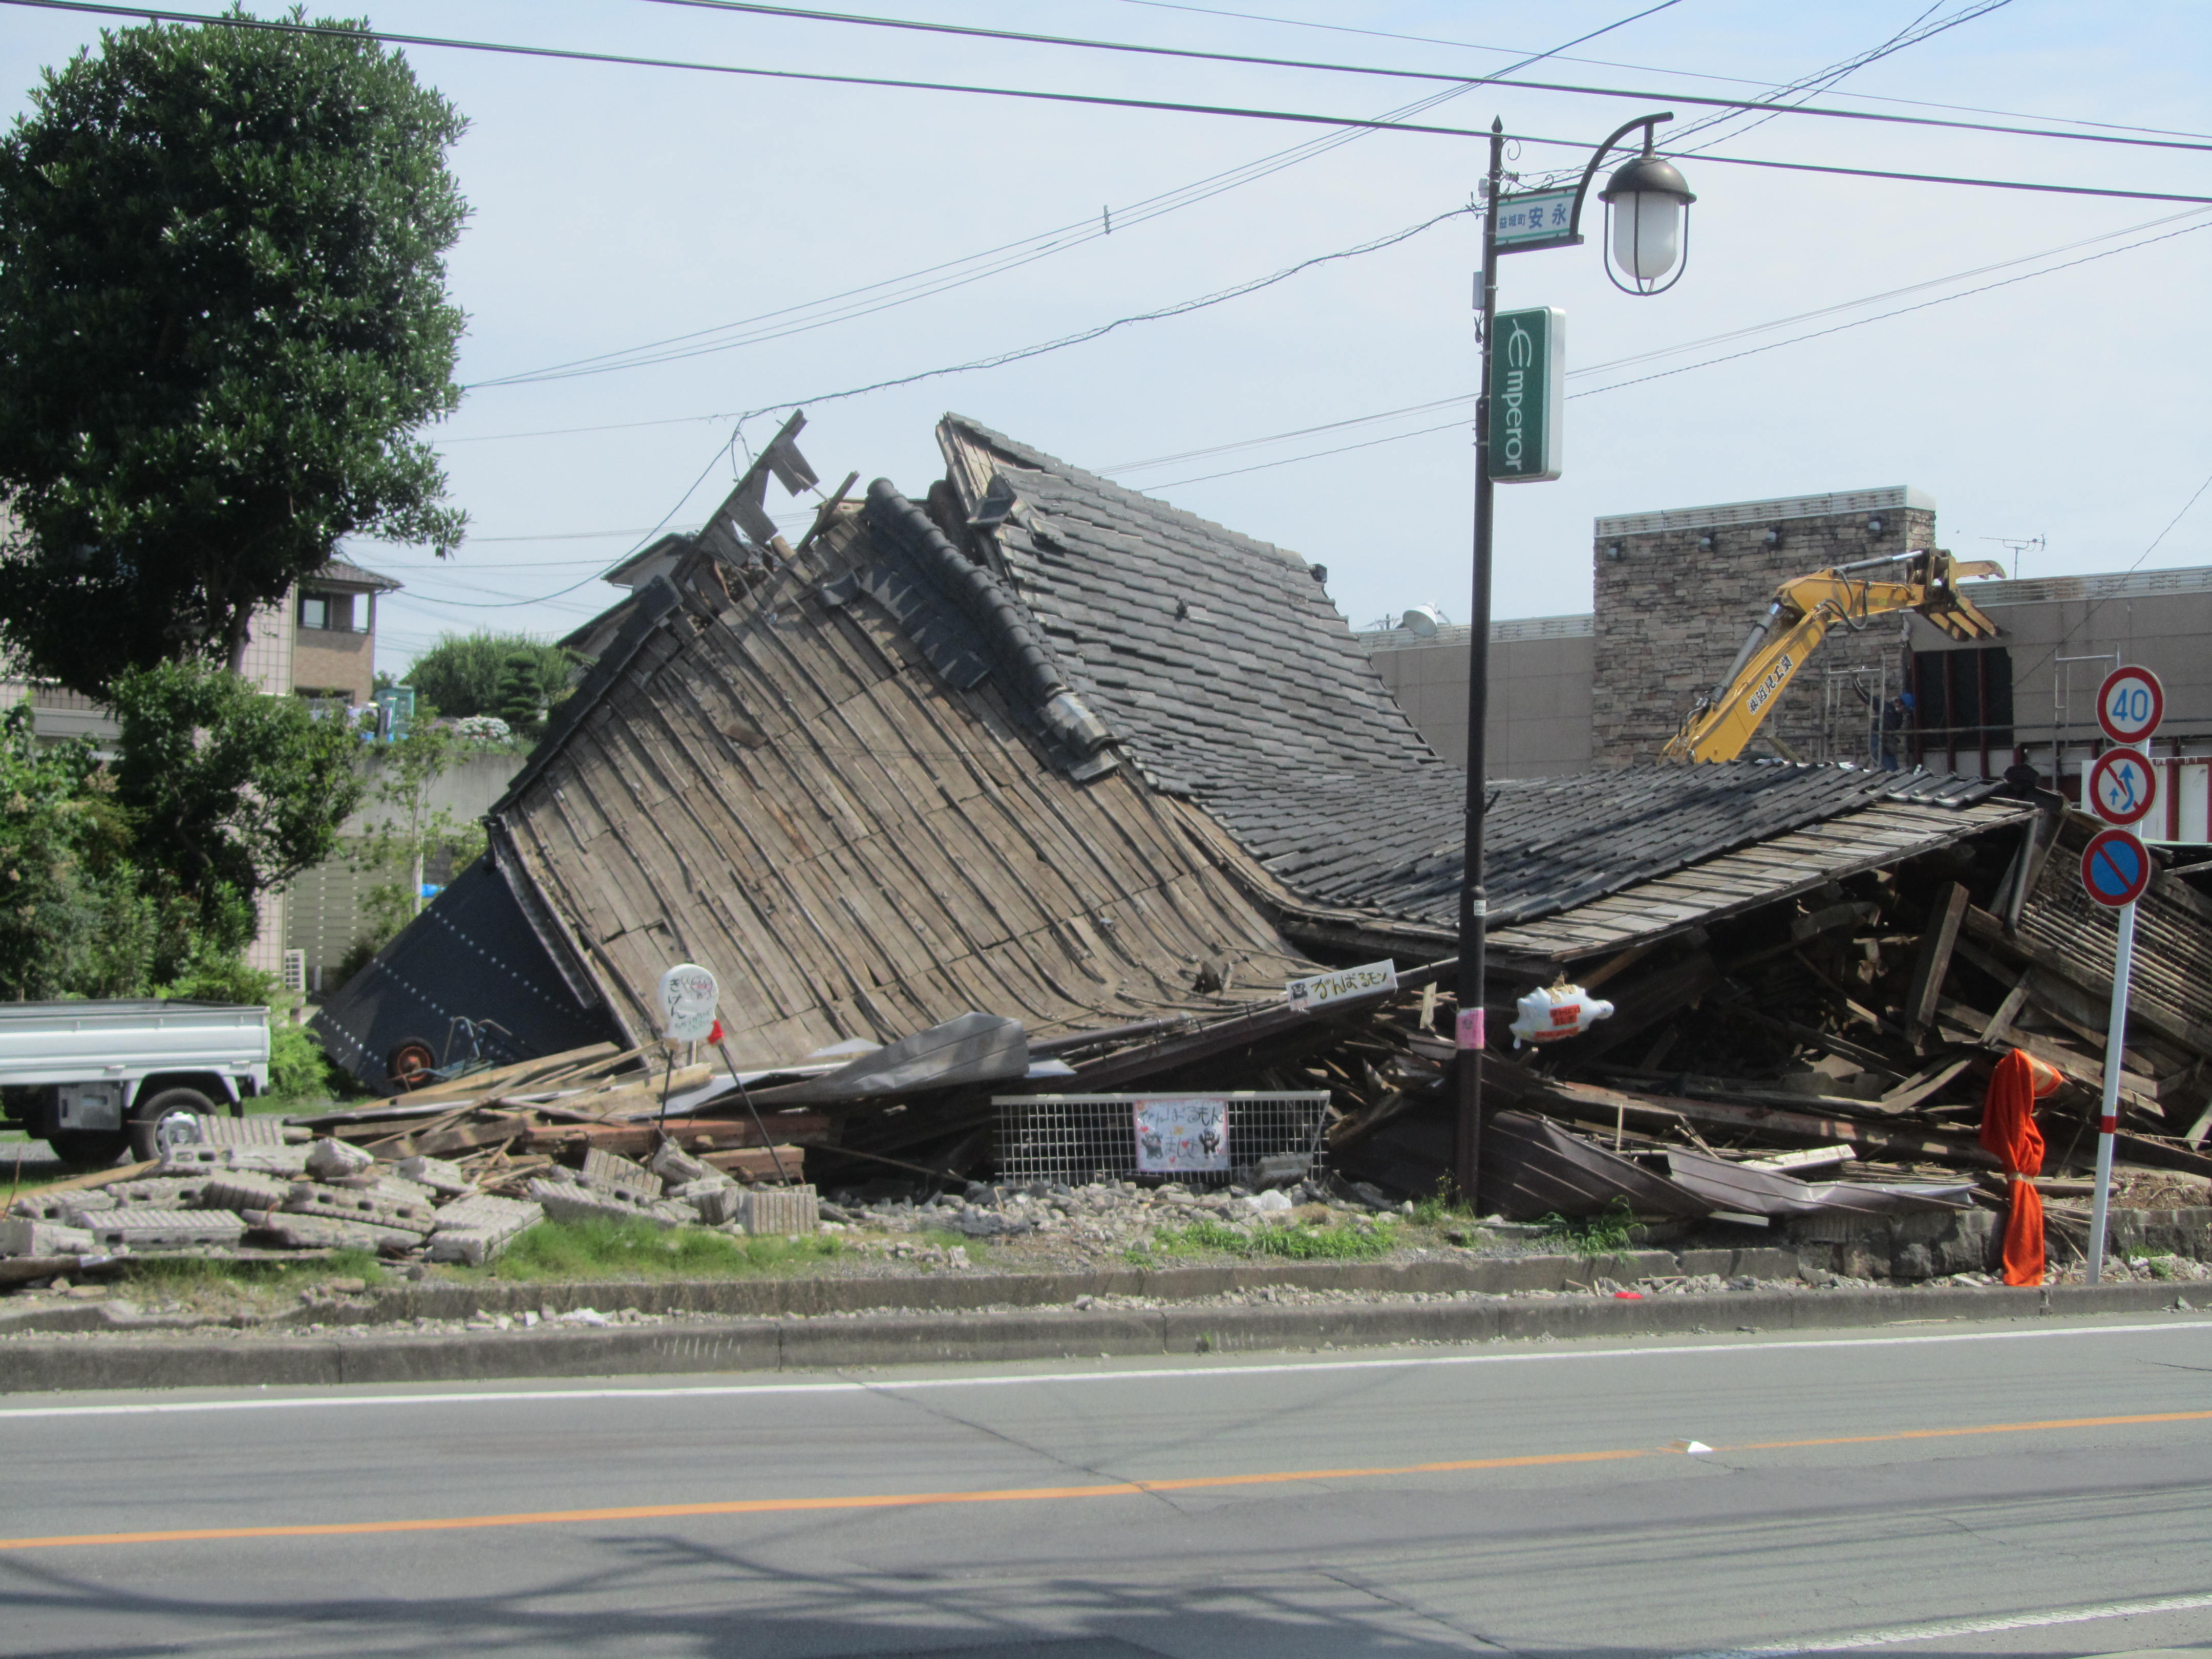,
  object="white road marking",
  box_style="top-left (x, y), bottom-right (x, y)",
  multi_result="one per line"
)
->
top-left (0, 1315), bottom-right (2205, 1420)
top-left (1678, 1590), bottom-right (2212, 1656)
